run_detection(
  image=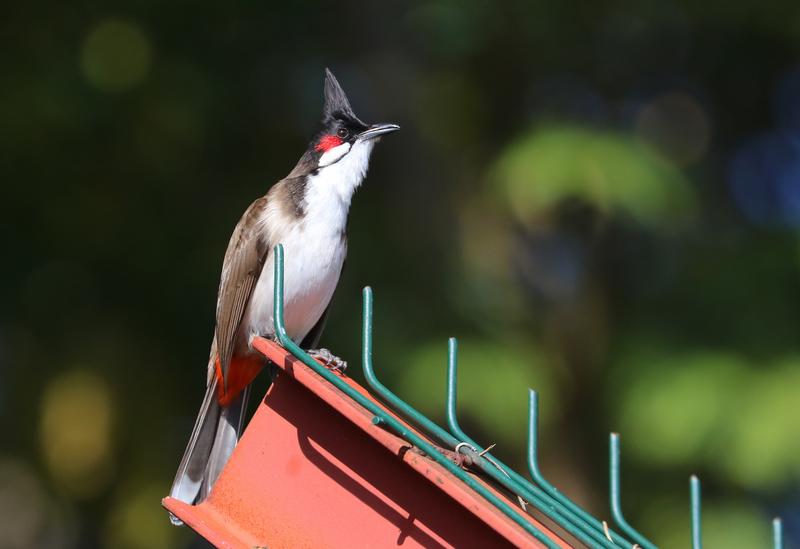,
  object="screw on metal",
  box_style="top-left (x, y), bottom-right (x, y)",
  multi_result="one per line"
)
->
top-left (609, 433), bottom-right (658, 549)
top-left (526, 389), bottom-right (635, 548)
top-left (773, 517), bottom-right (784, 549)
top-left (445, 337), bottom-right (629, 548)
top-left (690, 475), bottom-right (701, 549)
top-left (271, 245), bottom-right (561, 548)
